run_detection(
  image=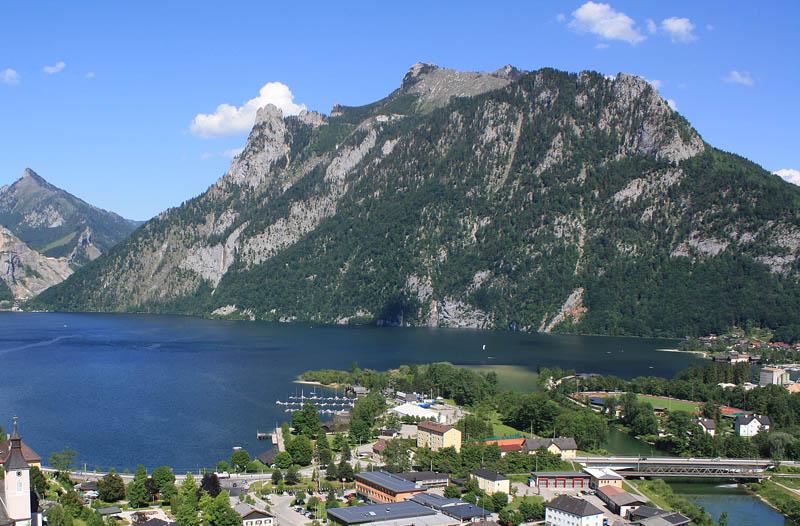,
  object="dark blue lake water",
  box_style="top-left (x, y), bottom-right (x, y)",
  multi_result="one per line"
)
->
top-left (0, 312), bottom-right (694, 471)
